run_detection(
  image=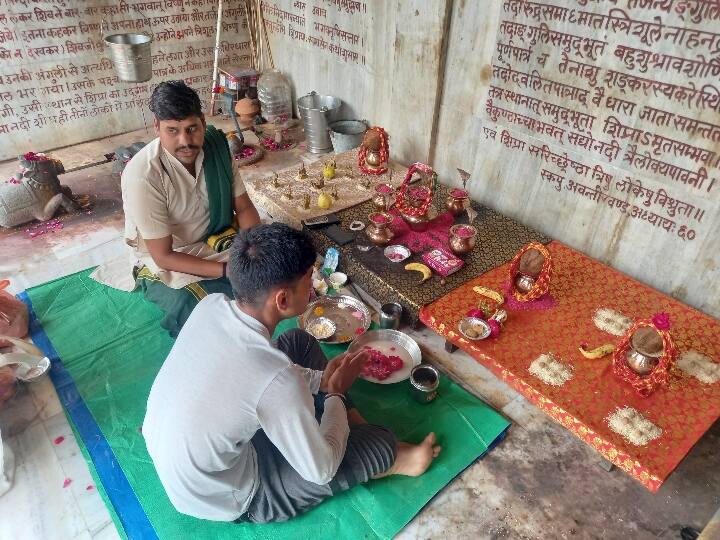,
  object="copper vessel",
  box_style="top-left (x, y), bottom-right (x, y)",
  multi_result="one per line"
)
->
top-left (449, 224), bottom-right (477, 255)
top-left (366, 149), bottom-right (382, 167)
top-left (372, 183), bottom-right (395, 211)
top-left (625, 348), bottom-right (659, 376)
top-left (366, 212), bottom-right (395, 246)
top-left (515, 273), bottom-right (535, 293)
top-left (446, 188), bottom-right (470, 217)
